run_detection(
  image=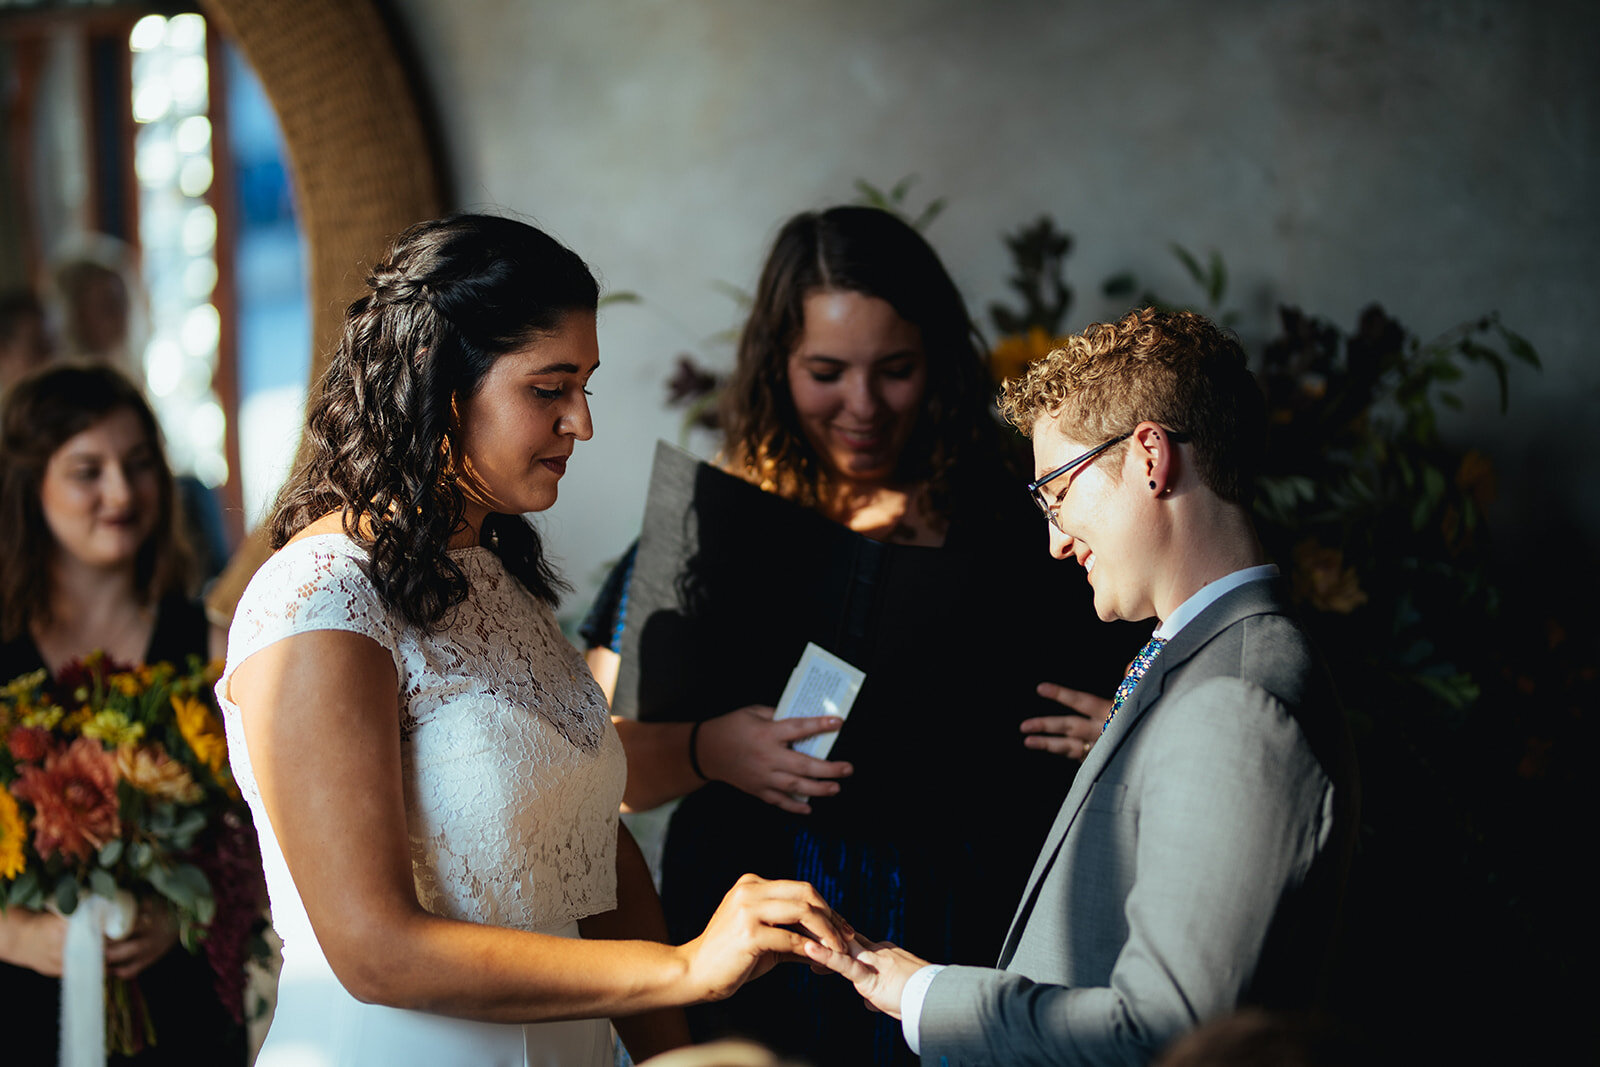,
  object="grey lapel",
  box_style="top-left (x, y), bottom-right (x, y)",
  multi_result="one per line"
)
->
top-left (995, 578), bottom-right (1290, 966)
